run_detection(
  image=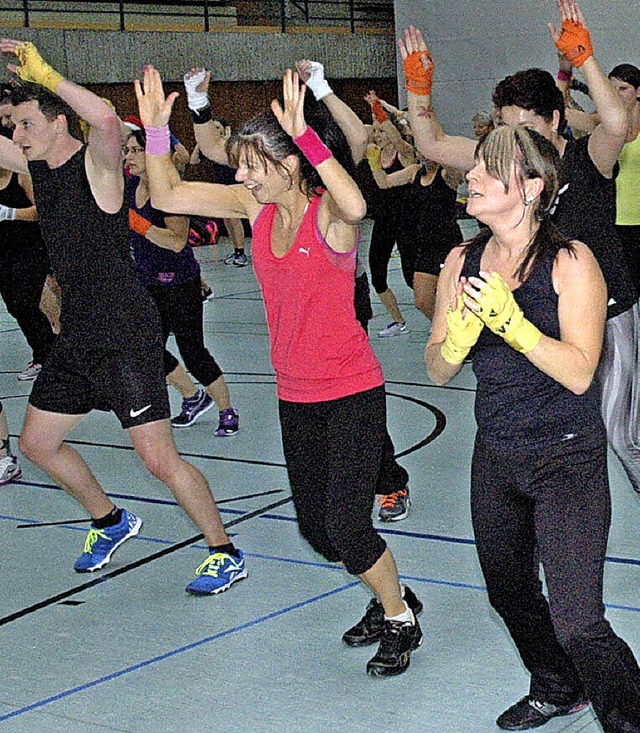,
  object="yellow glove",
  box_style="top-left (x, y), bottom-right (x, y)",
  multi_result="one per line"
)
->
top-left (14, 42), bottom-right (64, 93)
top-left (470, 272), bottom-right (542, 353)
top-left (441, 295), bottom-right (484, 364)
